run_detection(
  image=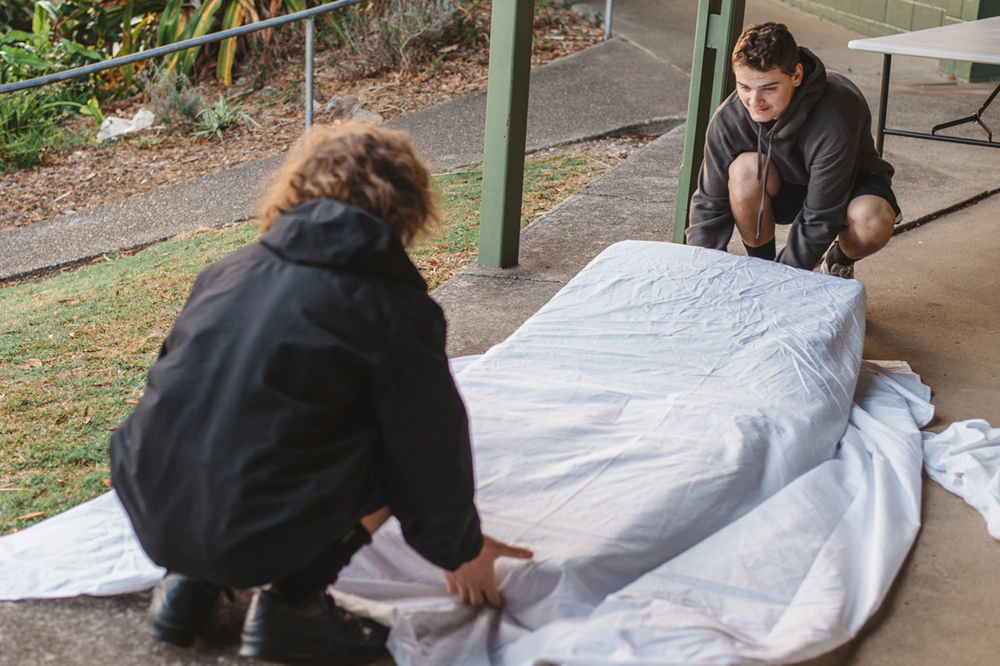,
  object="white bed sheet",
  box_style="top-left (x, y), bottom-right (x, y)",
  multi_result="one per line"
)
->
top-left (0, 241), bottom-right (934, 666)
top-left (923, 420), bottom-right (1000, 540)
